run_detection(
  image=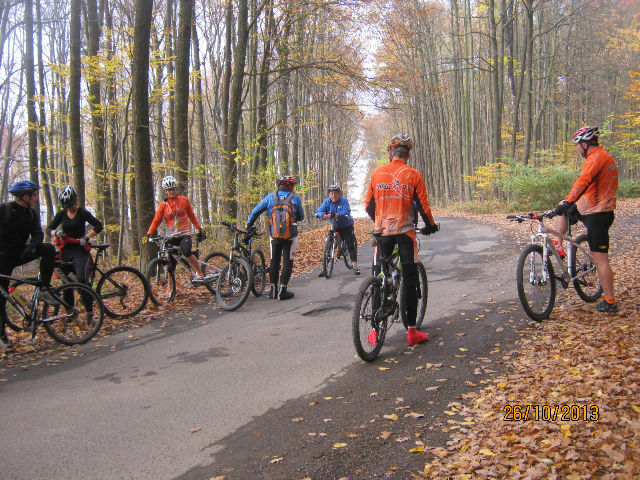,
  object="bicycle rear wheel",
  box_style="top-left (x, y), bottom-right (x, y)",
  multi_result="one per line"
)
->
top-left (249, 249), bottom-right (266, 297)
top-left (516, 244), bottom-right (556, 321)
top-left (97, 266), bottom-right (150, 318)
top-left (215, 257), bottom-right (252, 311)
top-left (323, 236), bottom-right (335, 278)
top-left (43, 282), bottom-right (104, 345)
top-left (571, 234), bottom-right (602, 303)
top-left (352, 276), bottom-right (386, 362)
top-left (5, 279), bottom-right (37, 332)
top-left (202, 252), bottom-right (229, 295)
top-left (146, 258), bottom-right (176, 304)
top-left (399, 261), bottom-right (428, 330)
